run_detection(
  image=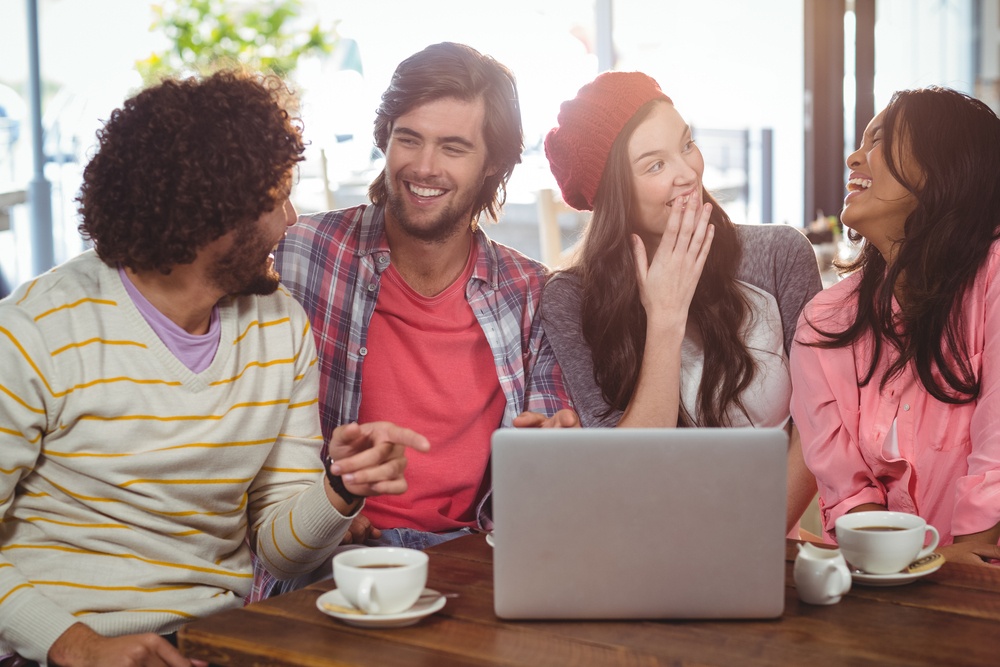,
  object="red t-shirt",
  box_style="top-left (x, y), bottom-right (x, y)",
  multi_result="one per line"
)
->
top-left (358, 243), bottom-right (504, 531)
